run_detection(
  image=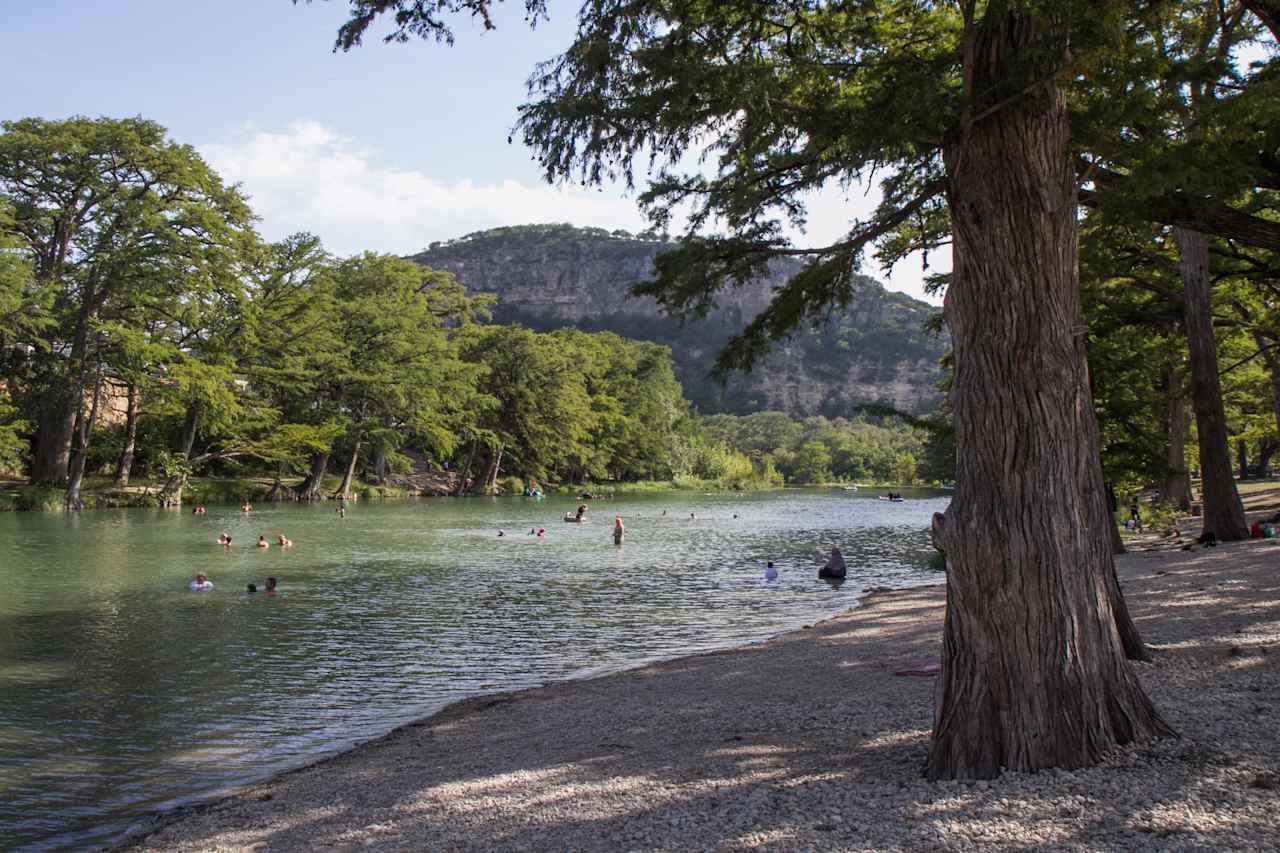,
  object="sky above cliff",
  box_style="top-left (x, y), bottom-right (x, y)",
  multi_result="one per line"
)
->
top-left (2, 0), bottom-right (944, 304)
